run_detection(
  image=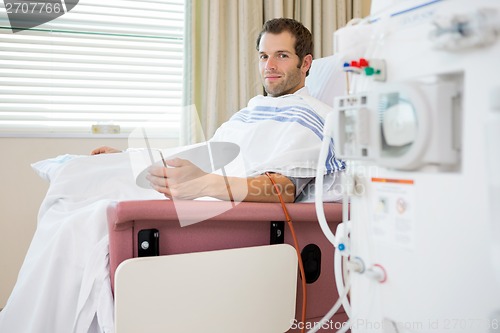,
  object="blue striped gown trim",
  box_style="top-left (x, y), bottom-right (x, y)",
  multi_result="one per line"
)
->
top-left (242, 105), bottom-right (325, 130)
top-left (230, 105), bottom-right (345, 172)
